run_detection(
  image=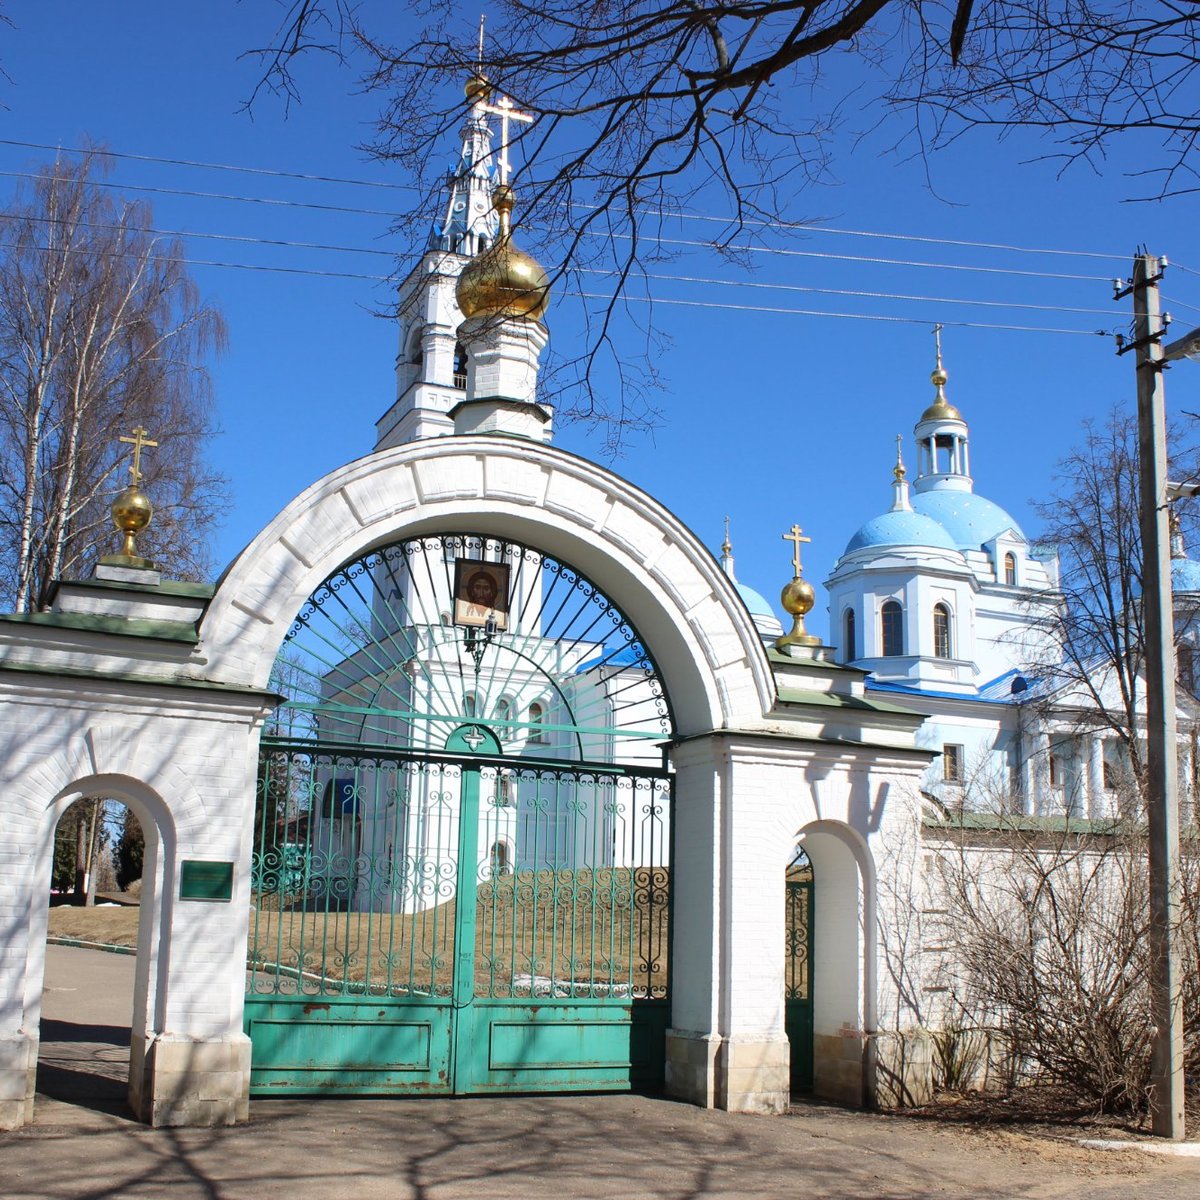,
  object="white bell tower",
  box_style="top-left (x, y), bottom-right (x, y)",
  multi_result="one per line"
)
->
top-left (375, 75), bottom-right (501, 449)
